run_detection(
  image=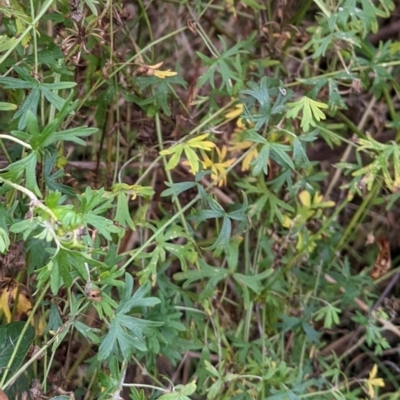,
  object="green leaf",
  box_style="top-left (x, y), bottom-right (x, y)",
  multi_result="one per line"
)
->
top-left (204, 360), bottom-right (220, 378)
top-left (9, 218), bottom-right (39, 239)
top-left (301, 321), bottom-right (320, 344)
top-left (315, 304), bottom-right (342, 328)
top-left (46, 126), bottom-right (98, 146)
top-left (0, 101), bottom-right (17, 111)
top-left (251, 143), bottom-right (269, 176)
top-left (161, 181), bottom-right (197, 199)
top-left (0, 227), bottom-right (10, 253)
top-left (50, 258), bottom-right (61, 295)
top-left (98, 274), bottom-right (162, 361)
top-left (0, 322), bottom-right (35, 379)
top-left (135, 75), bottom-right (187, 116)
top-left (117, 277), bottom-right (161, 314)
top-left (2, 152), bottom-right (41, 196)
top-left (233, 269), bottom-right (273, 294)
top-left (159, 381), bottom-right (197, 400)
top-left (0, 76), bottom-right (36, 89)
top-left (45, 303), bottom-right (63, 334)
top-left (115, 192), bottom-right (135, 231)
top-left (40, 85), bottom-right (66, 110)
top-left (287, 96), bottom-right (328, 132)
top-left (14, 87), bottom-right (40, 130)
top-left (209, 215), bottom-right (231, 251)
top-left (292, 137), bottom-right (309, 165)
top-left (42, 82), bottom-right (77, 90)
top-left (0, 36), bottom-right (17, 52)
top-left (83, 213), bottom-right (122, 240)
top-left (26, 110), bottom-right (41, 137)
